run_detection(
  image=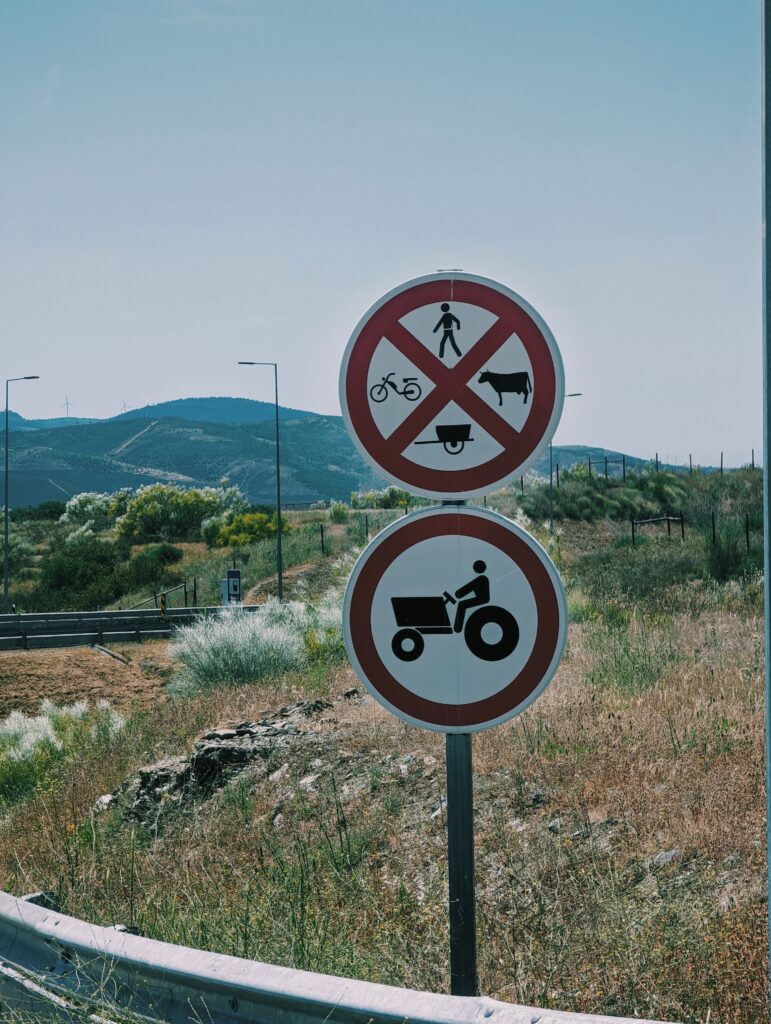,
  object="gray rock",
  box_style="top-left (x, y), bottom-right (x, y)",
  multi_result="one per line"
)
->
top-left (547, 816), bottom-right (562, 834)
top-left (652, 848), bottom-right (684, 867)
